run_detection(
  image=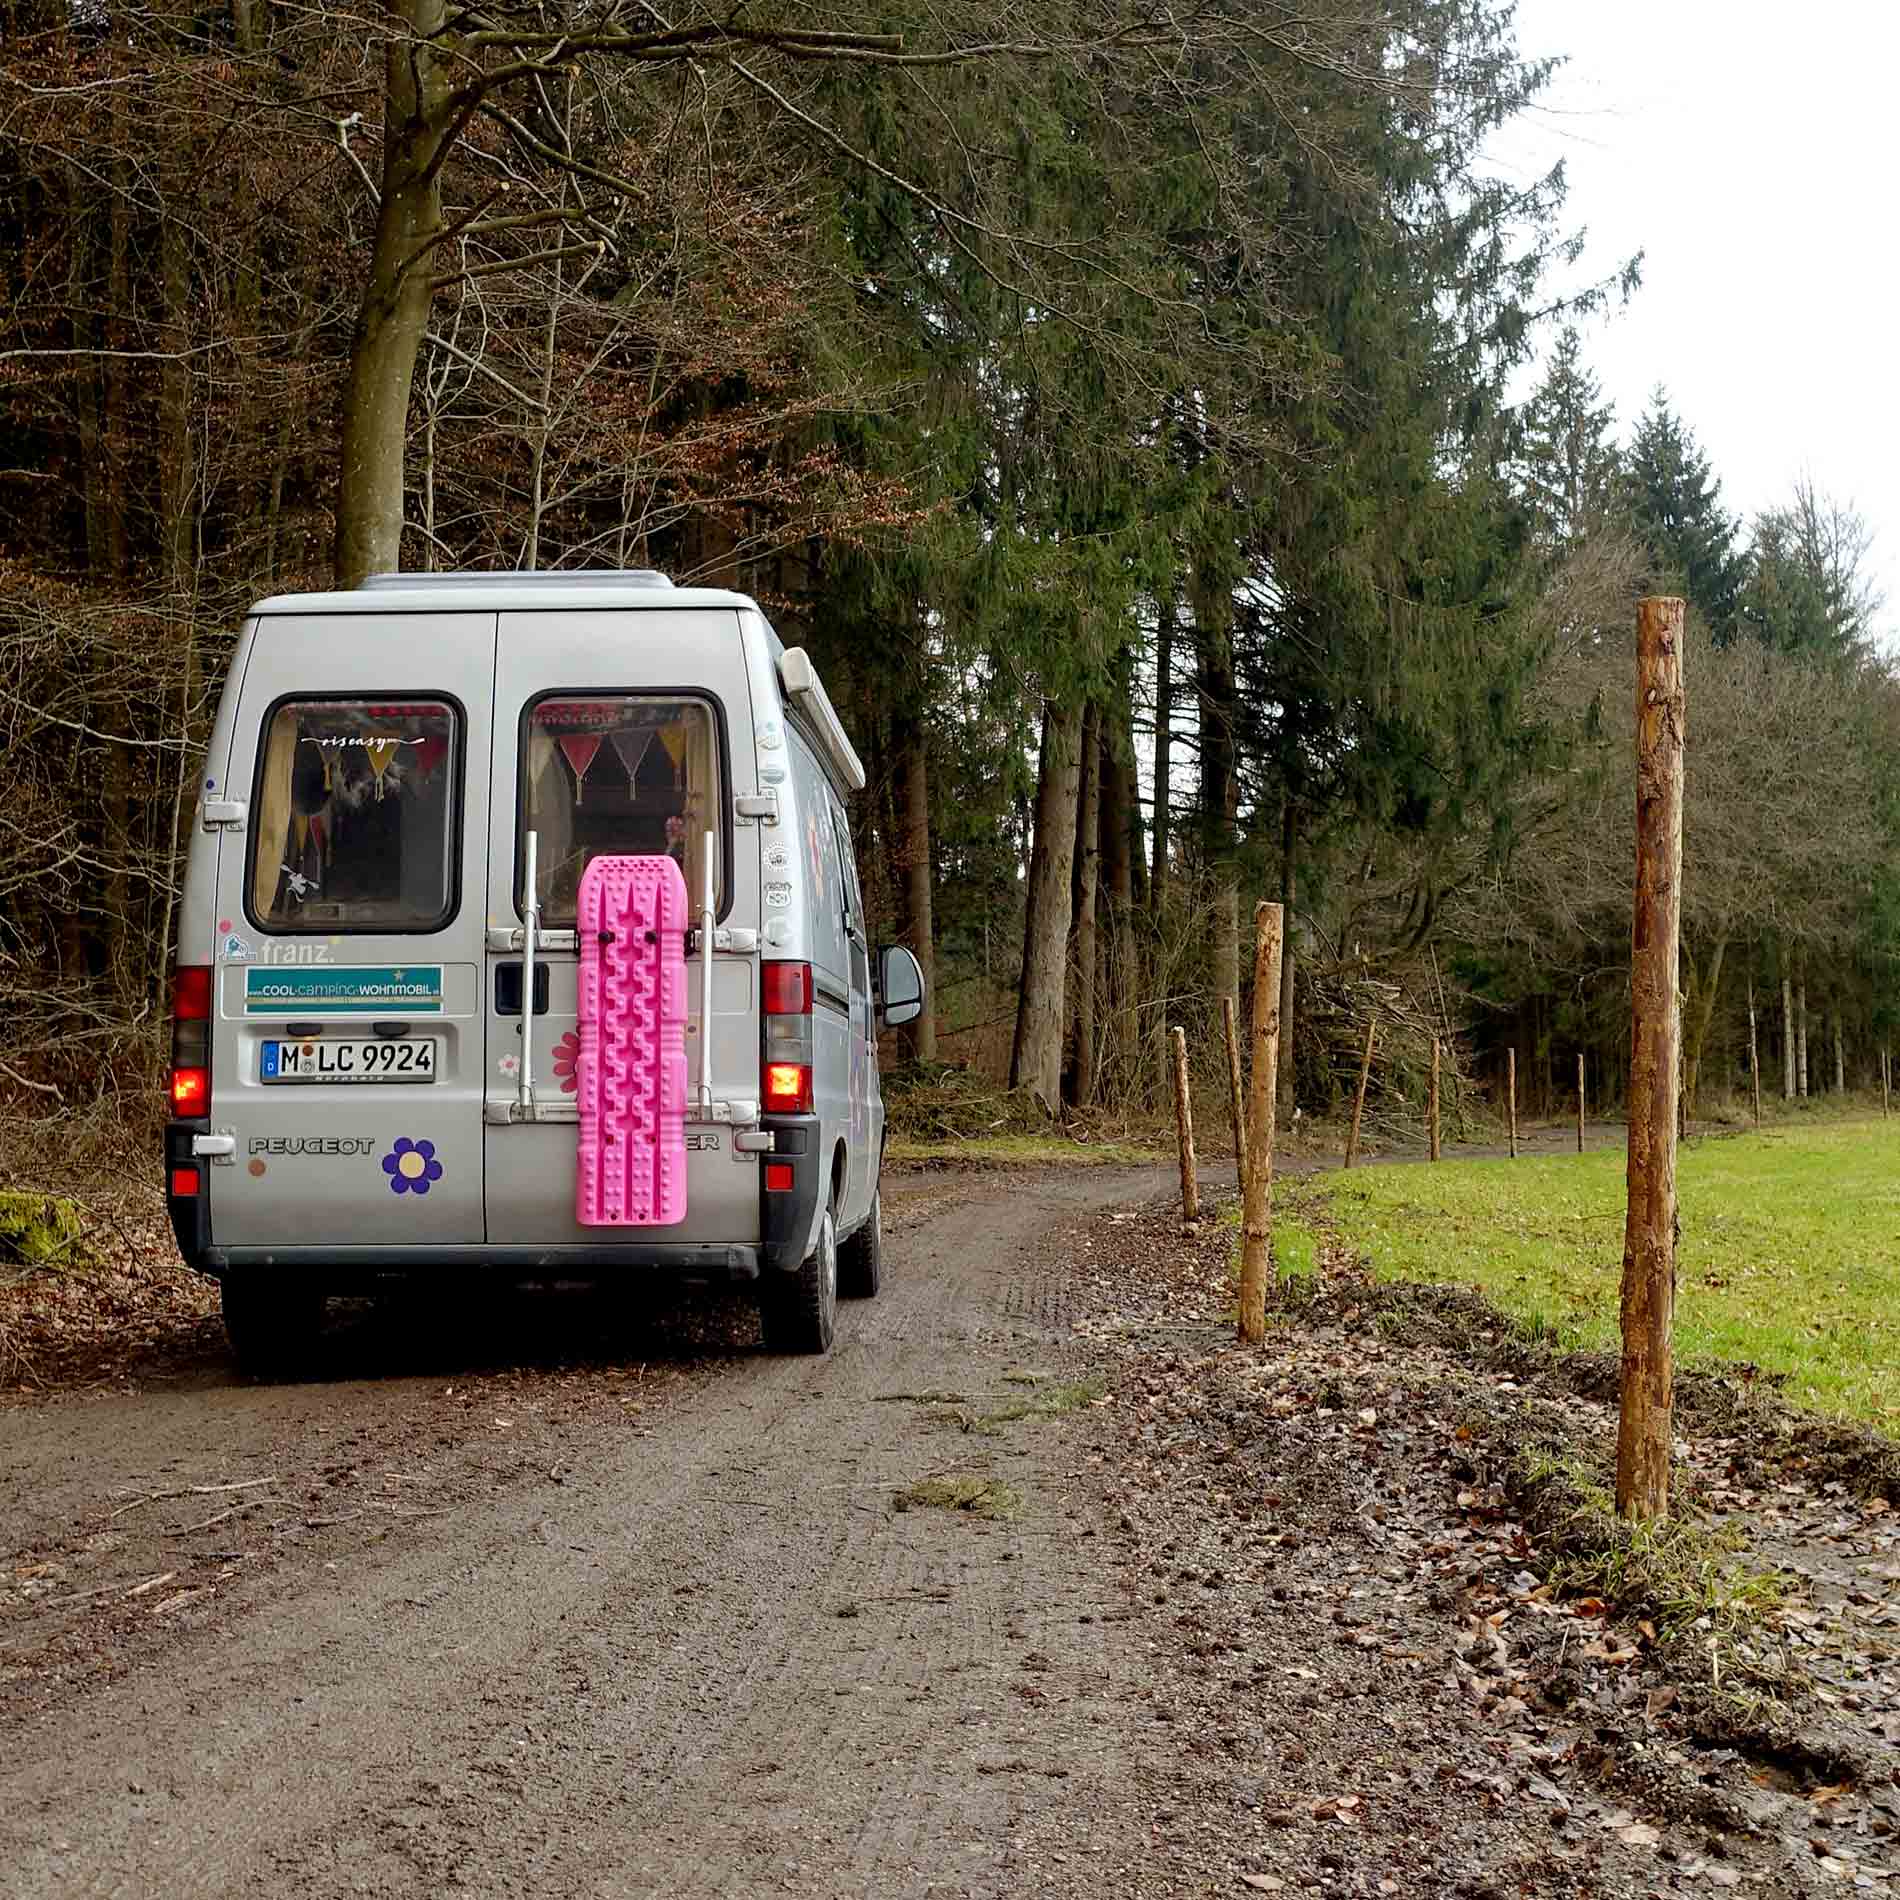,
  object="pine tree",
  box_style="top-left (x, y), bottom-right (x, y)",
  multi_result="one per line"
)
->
top-left (1740, 479), bottom-right (1883, 664)
top-left (1624, 391), bottom-right (1745, 639)
top-left (1518, 327), bottom-right (1620, 552)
